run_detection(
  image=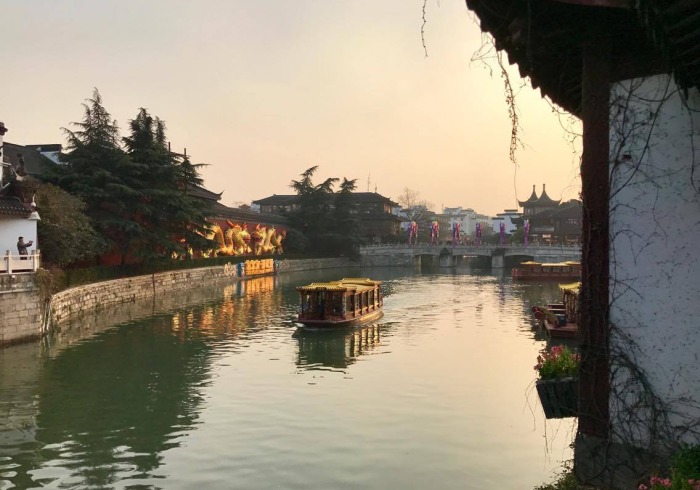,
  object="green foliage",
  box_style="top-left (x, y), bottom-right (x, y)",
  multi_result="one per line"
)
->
top-left (51, 89), bottom-right (213, 265)
top-left (672, 445), bottom-right (700, 489)
top-left (534, 345), bottom-right (580, 380)
top-left (35, 183), bottom-right (106, 267)
top-left (52, 88), bottom-right (142, 262)
top-left (287, 167), bottom-right (363, 257)
top-left (122, 107), bottom-right (213, 261)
